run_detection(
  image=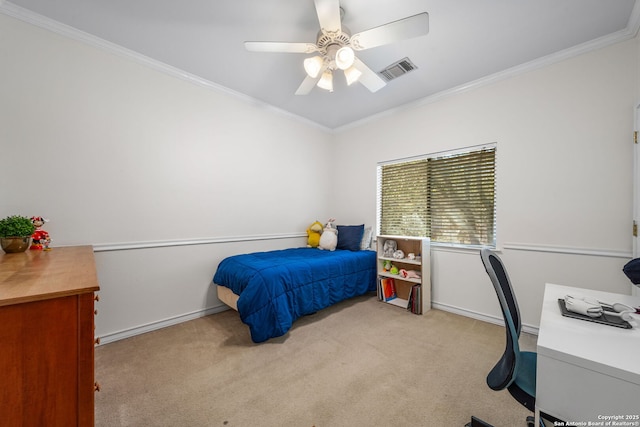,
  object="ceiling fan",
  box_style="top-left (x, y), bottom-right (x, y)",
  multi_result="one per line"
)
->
top-left (244, 0), bottom-right (429, 95)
